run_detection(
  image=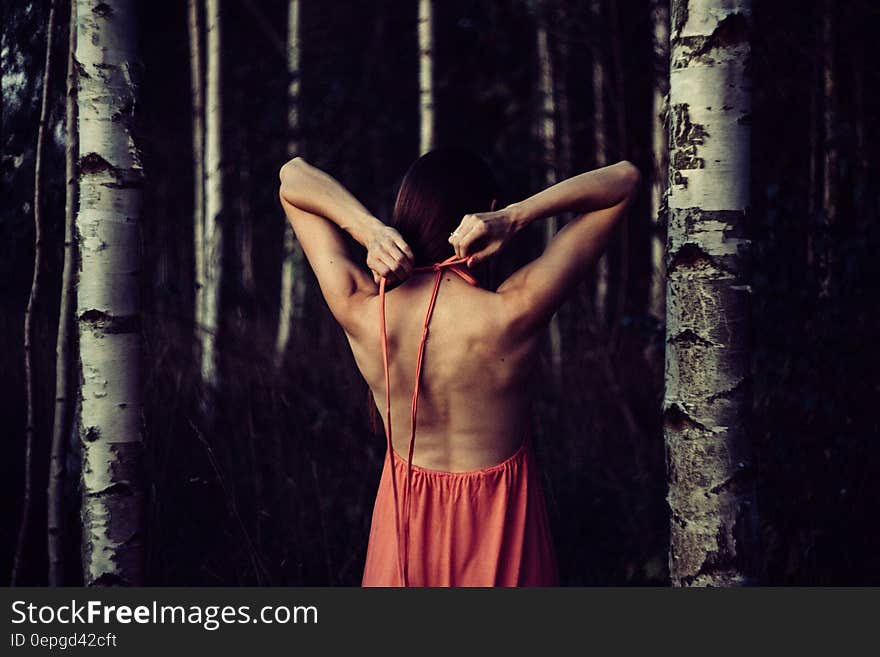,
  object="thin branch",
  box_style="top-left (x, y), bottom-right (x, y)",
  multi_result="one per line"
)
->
top-left (48, 0), bottom-right (77, 586)
top-left (12, 0), bottom-right (58, 587)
